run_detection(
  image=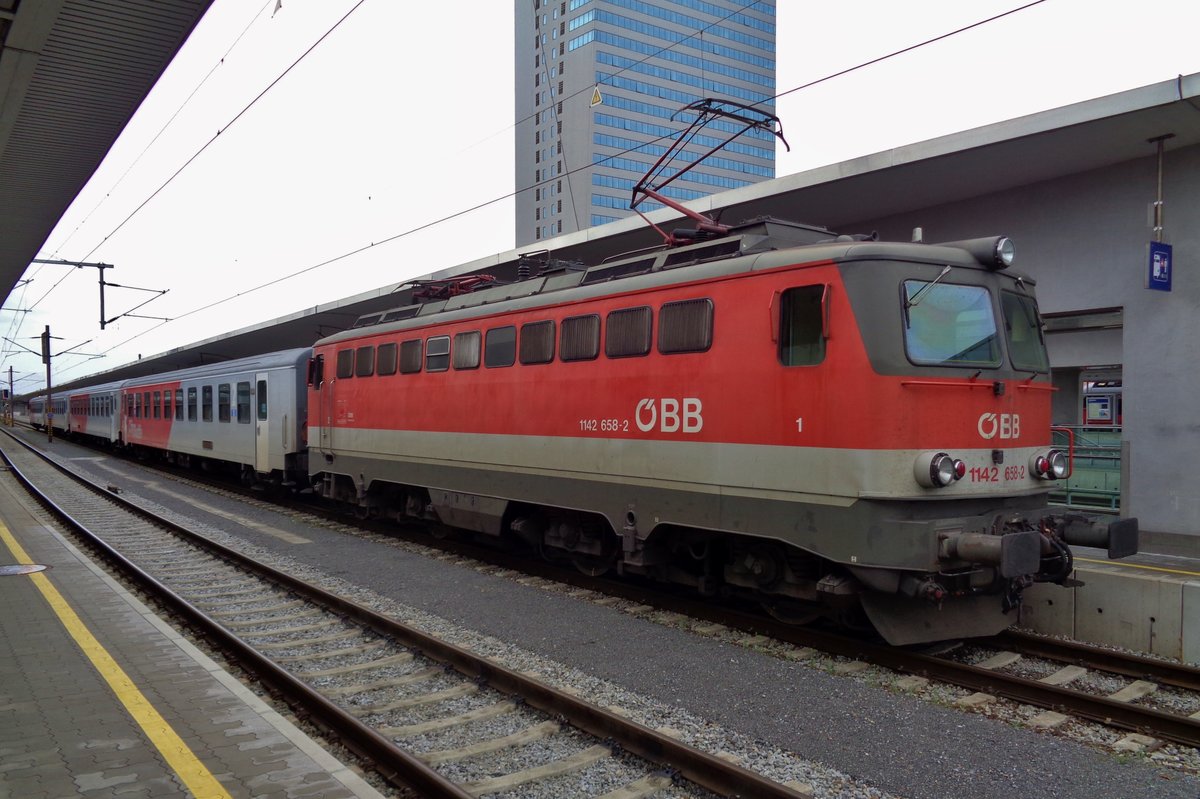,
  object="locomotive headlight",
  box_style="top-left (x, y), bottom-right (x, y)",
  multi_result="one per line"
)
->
top-left (915, 452), bottom-right (966, 488)
top-left (1030, 449), bottom-right (1069, 480)
top-left (993, 237), bottom-right (1015, 269)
